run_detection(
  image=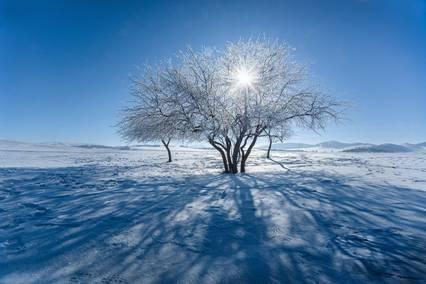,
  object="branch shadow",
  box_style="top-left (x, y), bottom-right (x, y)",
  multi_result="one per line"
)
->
top-left (268, 158), bottom-right (291, 171)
